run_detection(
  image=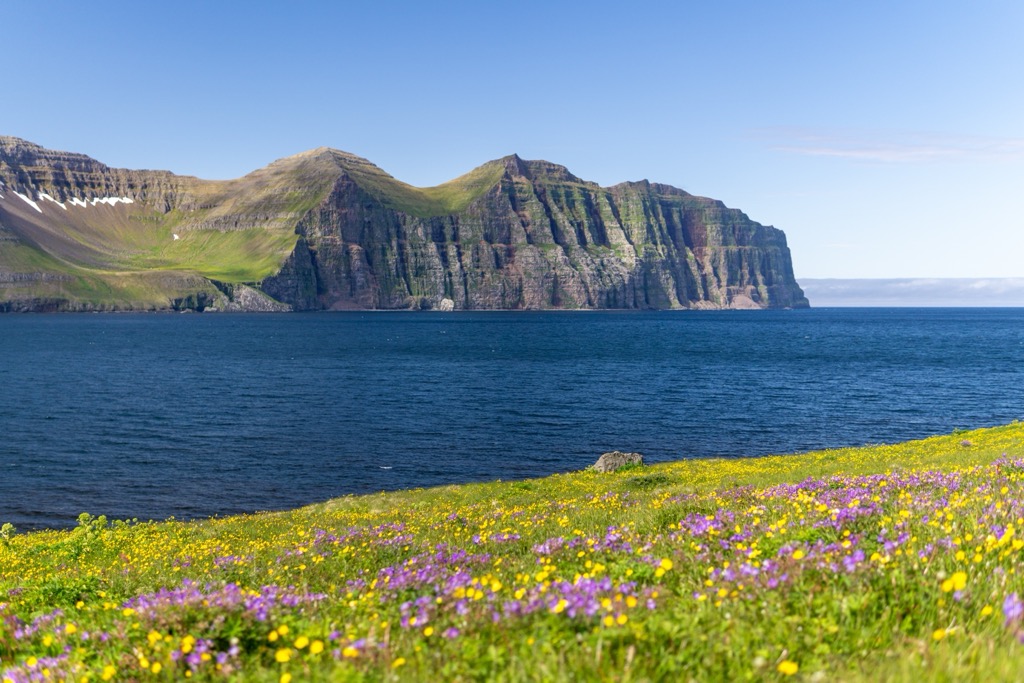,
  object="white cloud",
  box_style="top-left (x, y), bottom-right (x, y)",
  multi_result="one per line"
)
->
top-left (758, 127), bottom-right (1024, 164)
top-left (799, 278), bottom-right (1024, 306)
